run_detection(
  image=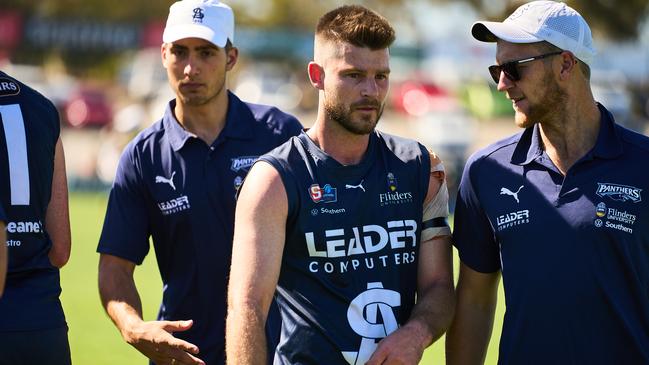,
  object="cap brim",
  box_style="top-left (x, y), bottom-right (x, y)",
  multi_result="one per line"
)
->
top-left (162, 24), bottom-right (228, 47)
top-left (471, 21), bottom-right (542, 44)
